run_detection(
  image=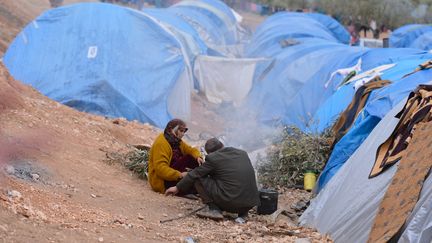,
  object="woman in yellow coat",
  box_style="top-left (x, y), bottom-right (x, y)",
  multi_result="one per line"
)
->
top-left (148, 119), bottom-right (203, 193)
